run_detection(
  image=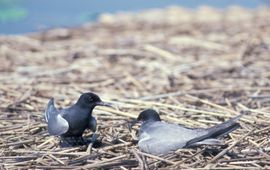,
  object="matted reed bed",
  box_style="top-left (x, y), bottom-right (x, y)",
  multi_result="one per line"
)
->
top-left (0, 6), bottom-right (270, 169)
